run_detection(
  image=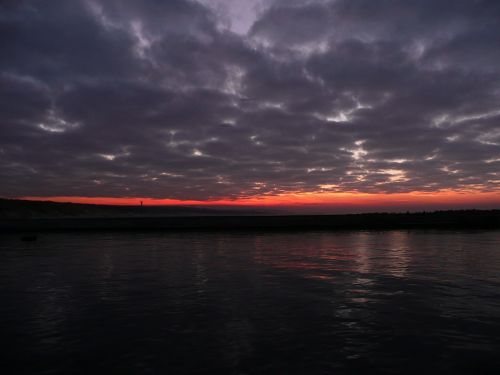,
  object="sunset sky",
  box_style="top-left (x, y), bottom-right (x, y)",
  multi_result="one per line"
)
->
top-left (1, 0), bottom-right (500, 210)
